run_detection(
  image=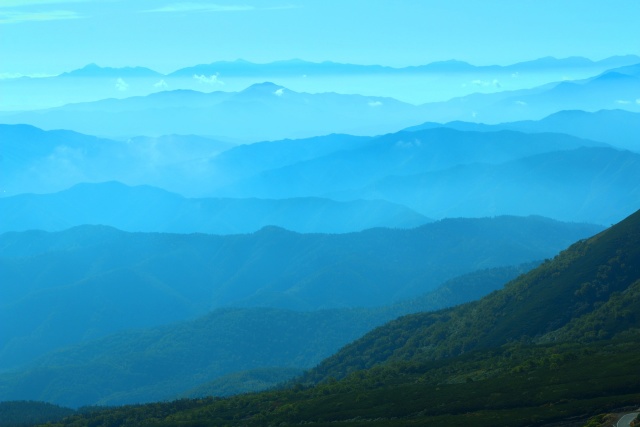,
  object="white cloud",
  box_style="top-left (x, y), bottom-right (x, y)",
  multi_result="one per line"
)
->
top-left (368, 100), bottom-right (383, 107)
top-left (636, 99), bottom-right (640, 105)
top-left (115, 78), bottom-right (129, 91)
top-left (154, 79), bottom-right (169, 89)
top-left (0, 72), bottom-right (54, 79)
top-left (147, 3), bottom-right (254, 13)
top-left (515, 100), bottom-right (527, 106)
top-left (511, 72), bottom-right (519, 78)
top-left (193, 74), bottom-right (224, 85)
top-left (0, 10), bottom-right (81, 24)
top-left (471, 111), bottom-right (478, 118)
top-left (145, 2), bottom-right (299, 13)
top-left (471, 79), bottom-right (501, 88)
top-left (616, 99), bottom-right (631, 105)
top-left (274, 88), bottom-right (284, 96)
top-left (395, 139), bottom-right (421, 149)
top-left (0, 0), bottom-right (87, 7)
